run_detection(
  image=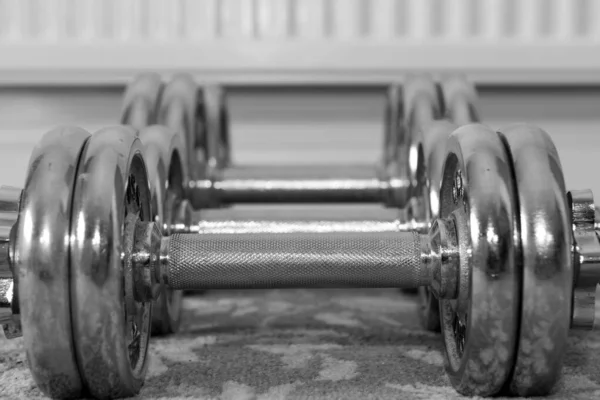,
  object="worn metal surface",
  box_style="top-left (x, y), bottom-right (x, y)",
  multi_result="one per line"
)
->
top-left (15, 127), bottom-right (89, 398)
top-left (69, 126), bottom-right (152, 398)
top-left (438, 124), bottom-right (520, 396)
top-left (138, 125), bottom-right (188, 336)
top-left (500, 124), bottom-right (573, 396)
